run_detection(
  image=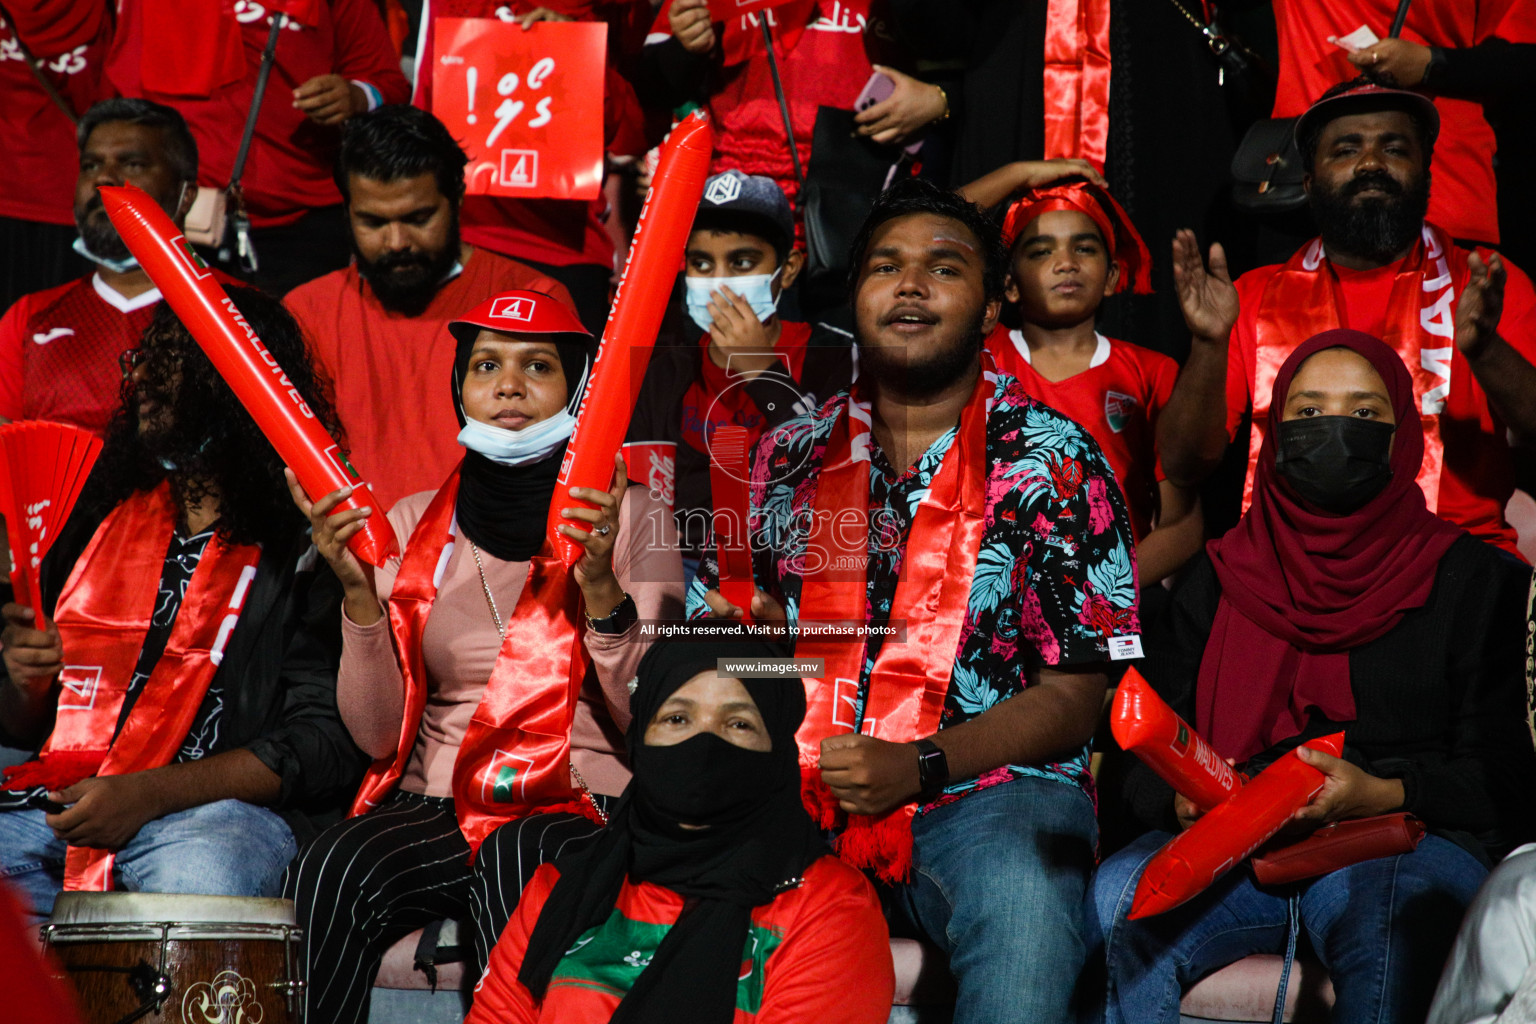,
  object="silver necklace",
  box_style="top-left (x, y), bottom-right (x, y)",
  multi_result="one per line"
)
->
top-left (468, 540), bottom-right (608, 827)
